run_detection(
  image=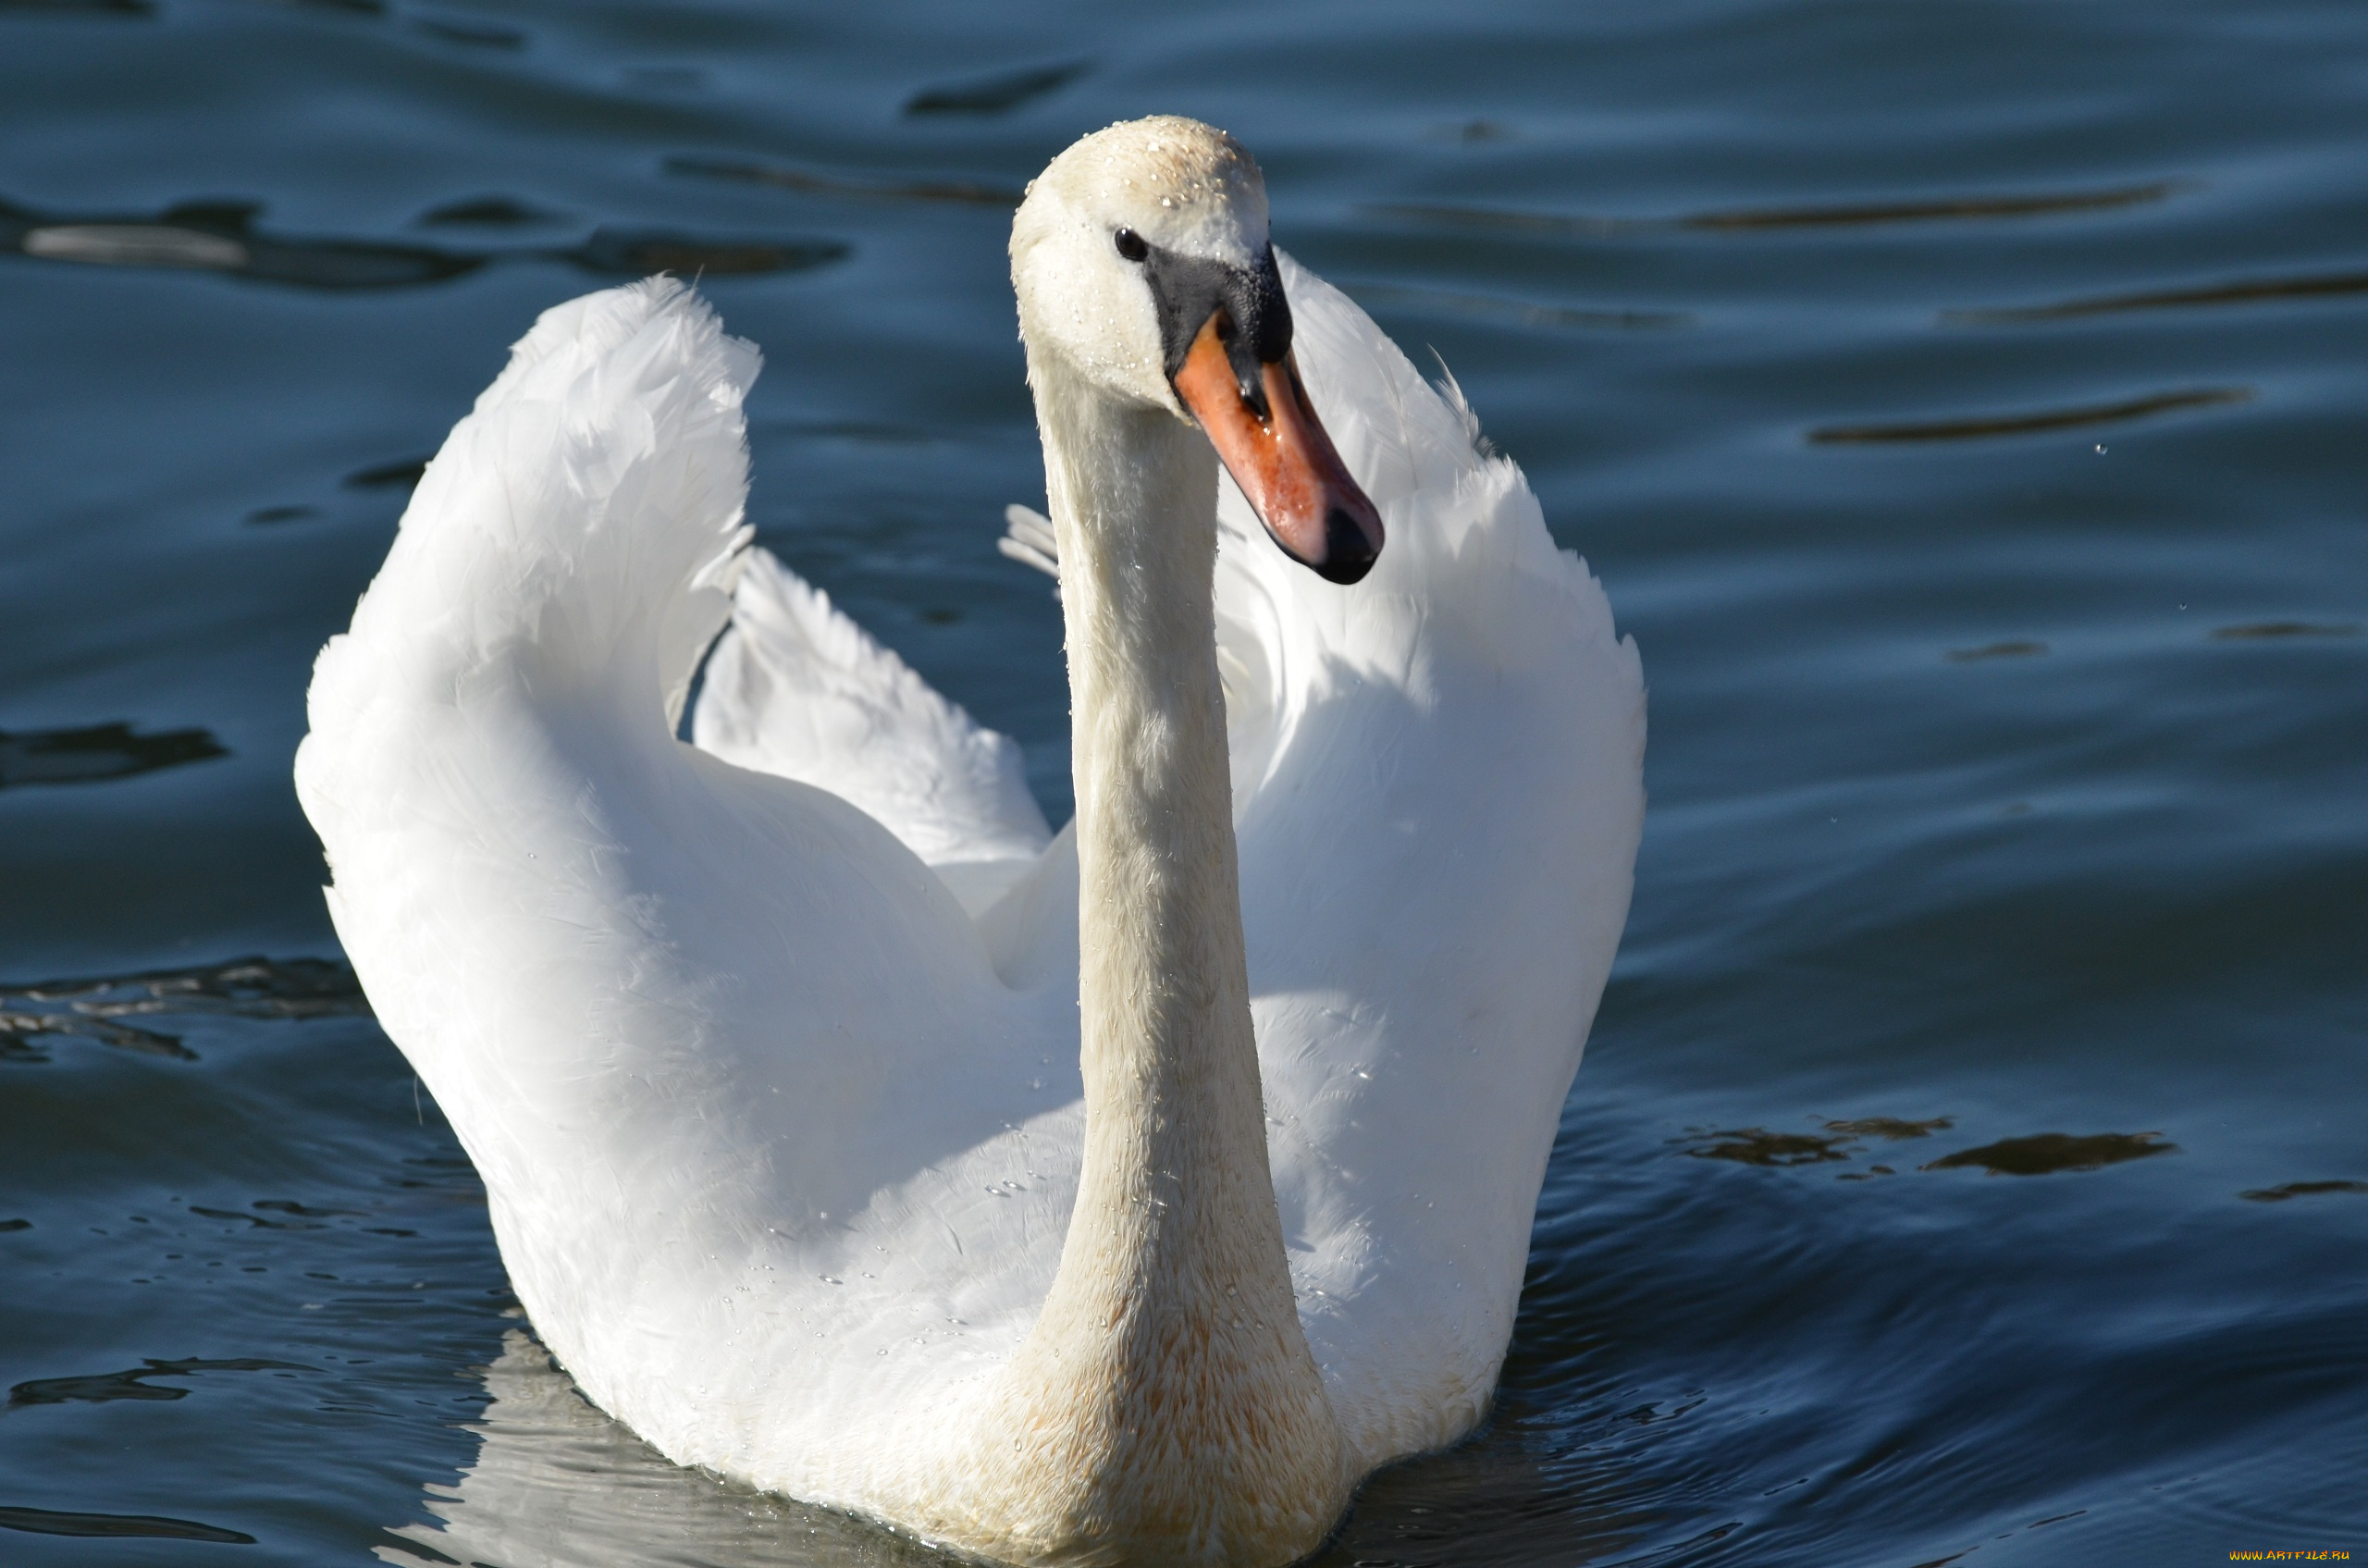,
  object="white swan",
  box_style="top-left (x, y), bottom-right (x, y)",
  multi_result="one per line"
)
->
top-left (298, 117), bottom-right (1643, 1566)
